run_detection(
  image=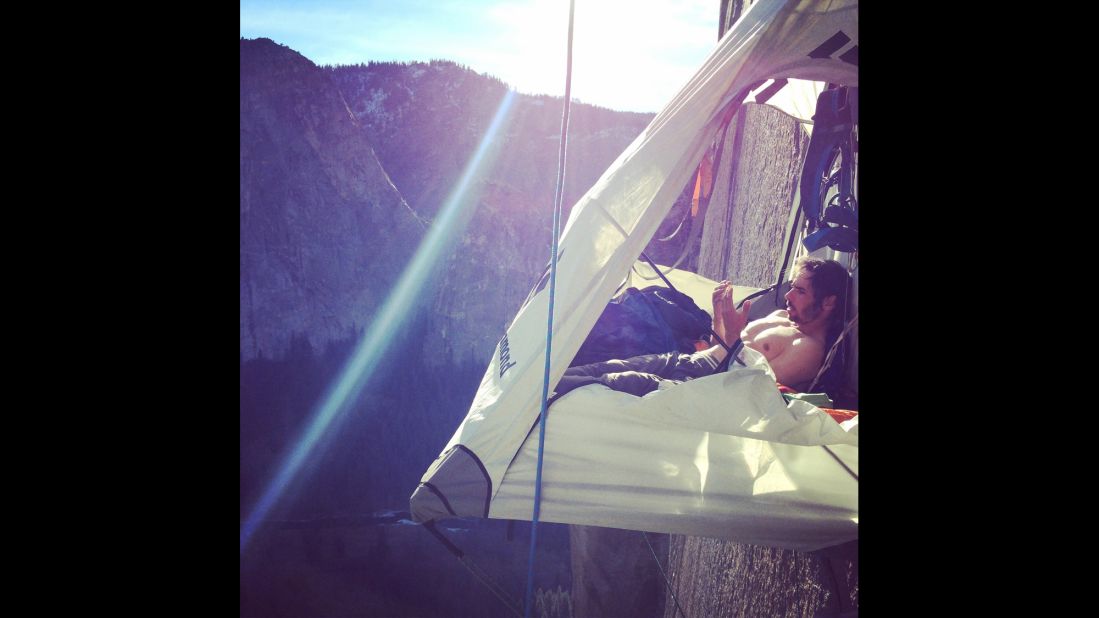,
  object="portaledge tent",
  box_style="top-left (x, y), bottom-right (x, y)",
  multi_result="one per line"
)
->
top-left (410, 0), bottom-right (858, 552)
